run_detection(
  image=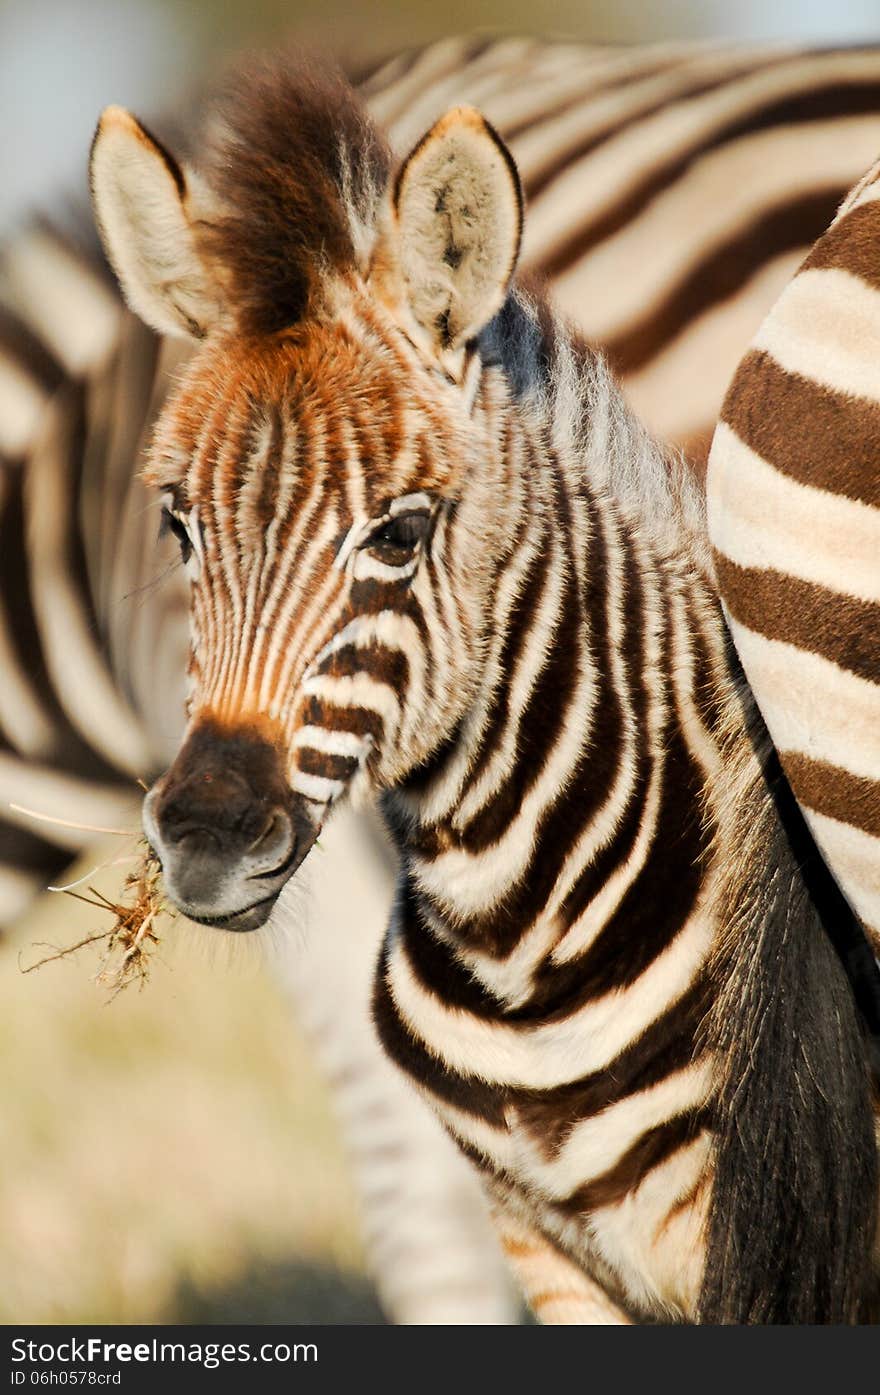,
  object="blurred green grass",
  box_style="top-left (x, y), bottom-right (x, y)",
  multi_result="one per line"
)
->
top-left (2, 842), bottom-right (379, 1324)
